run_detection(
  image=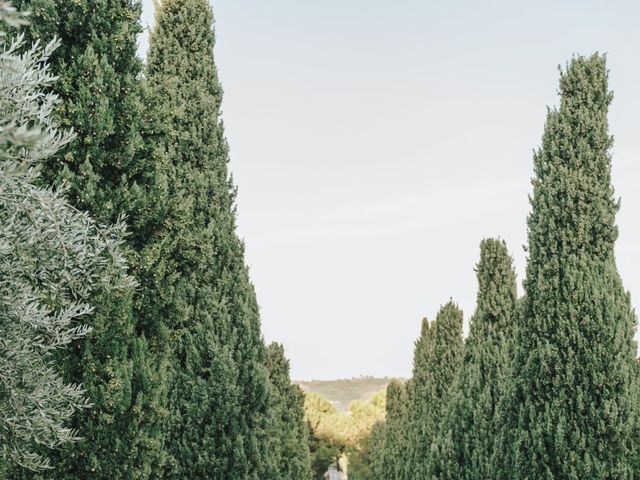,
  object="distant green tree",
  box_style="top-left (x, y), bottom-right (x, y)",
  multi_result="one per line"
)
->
top-left (494, 54), bottom-right (639, 479)
top-left (405, 303), bottom-right (464, 478)
top-left (382, 379), bottom-right (408, 480)
top-left (265, 343), bottom-right (312, 480)
top-left (431, 239), bottom-right (517, 479)
top-left (0, 10), bottom-right (131, 472)
top-left (342, 390), bottom-right (386, 479)
top-left (145, 0), bottom-right (271, 477)
top-left (304, 392), bottom-right (346, 479)
top-left (8, 1), bottom-right (162, 478)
